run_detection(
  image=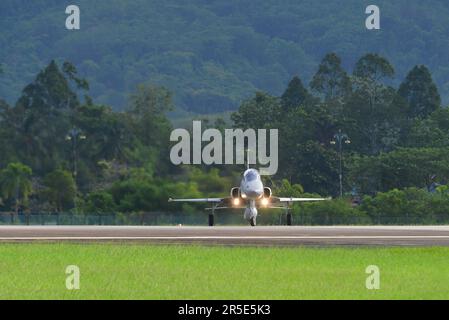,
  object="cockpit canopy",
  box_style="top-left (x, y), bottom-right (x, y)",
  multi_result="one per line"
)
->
top-left (243, 169), bottom-right (260, 182)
